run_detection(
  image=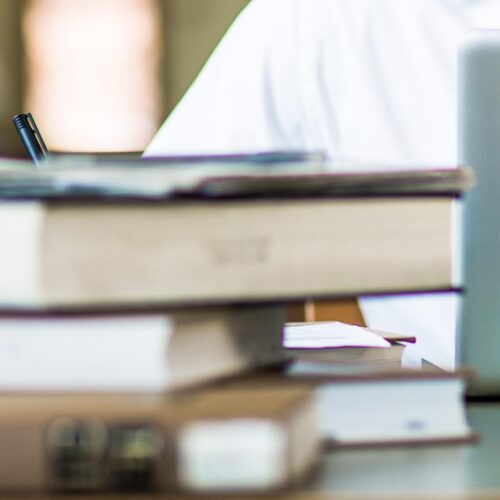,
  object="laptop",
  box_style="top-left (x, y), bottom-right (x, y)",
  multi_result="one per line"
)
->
top-left (458, 30), bottom-right (500, 395)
